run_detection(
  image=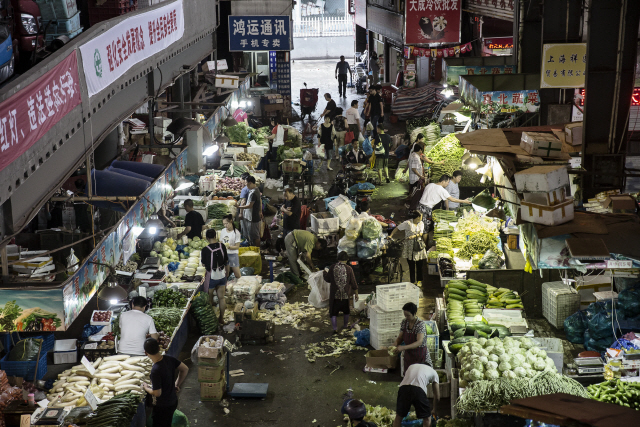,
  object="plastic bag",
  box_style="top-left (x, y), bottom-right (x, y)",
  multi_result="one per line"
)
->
top-left (362, 137), bottom-right (373, 156)
top-left (308, 270), bottom-right (330, 301)
top-left (478, 249), bottom-right (505, 269)
top-left (361, 217), bottom-right (382, 240)
top-left (584, 329), bottom-right (614, 352)
top-left (308, 284), bottom-right (329, 308)
top-left (316, 144), bottom-right (326, 159)
top-left (303, 150), bottom-right (313, 161)
top-left (584, 301), bottom-right (607, 320)
top-left (564, 310), bottom-right (588, 344)
top-left (240, 267), bottom-right (255, 276)
top-left (66, 249), bottom-right (79, 274)
top-left (588, 309), bottom-right (614, 340)
top-left (345, 216), bottom-right (365, 240)
top-left (337, 236), bottom-right (357, 256)
top-left (354, 329), bottom-right (370, 347)
top-left (618, 285), bottom-right (640, 318)
top-left (7, 338), bottom-right (43, 361)
top-left (357, 238), bottom-right (380, 259)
